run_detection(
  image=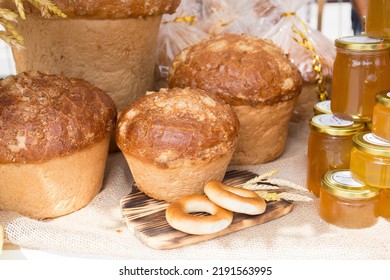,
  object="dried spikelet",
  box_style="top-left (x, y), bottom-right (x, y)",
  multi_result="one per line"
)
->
top-left (238, 170), bottom-right (312, 203)
top-left (266, 178), bottom-right (308, 192)
top-left (122, 202), bottom-right (169, 221)
top-left (255, 191), bottom-right (281, 202)
top-left (0, 7), bottom-right (18, 21)
top-left (279, 192), bottom-right (313, 202)
top-left (0, 15), bottom-right (23, 46)
top-left (242, 183), bottom-right (280, 191)
top-left (27, 0), bottom-right (66, 18)
top-left (13, 0), bottom-right (25, 19)
top-left (0, 0), bottom-right (66, 47)
top-left (239, 170), bottom-right (279, 188)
